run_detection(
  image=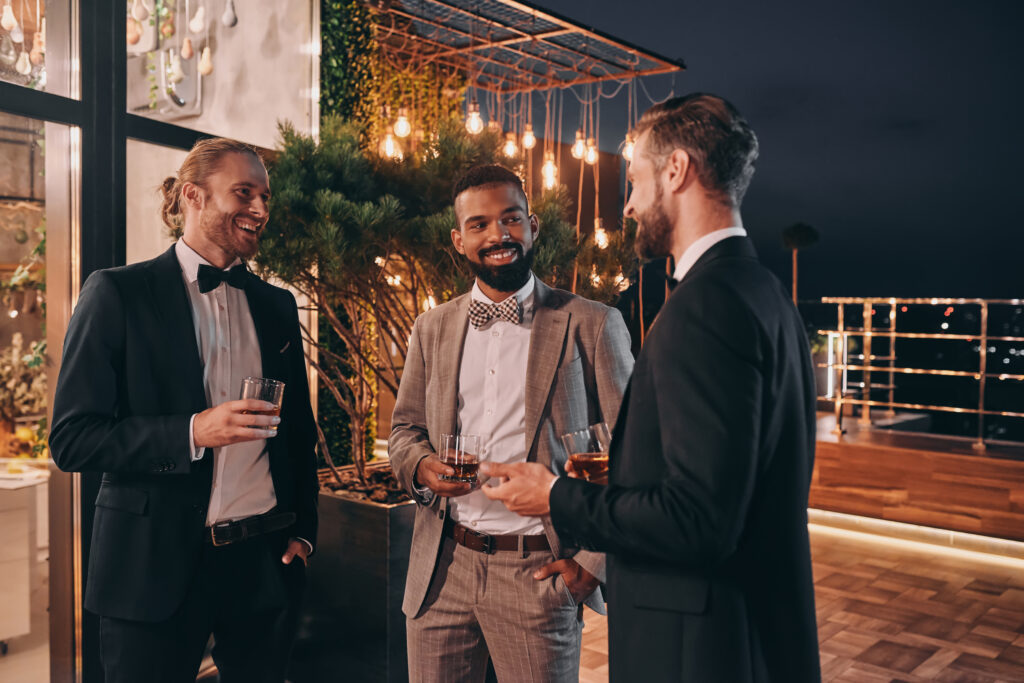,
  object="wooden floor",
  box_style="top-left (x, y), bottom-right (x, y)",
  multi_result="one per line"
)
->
top-left (580, 526), bottom-right (1024, 682)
